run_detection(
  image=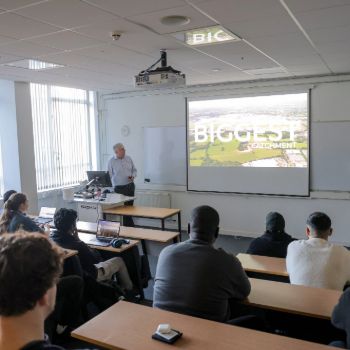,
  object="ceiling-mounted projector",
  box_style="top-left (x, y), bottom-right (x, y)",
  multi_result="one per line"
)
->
top-left (134, 49), bottom-right (186, 88)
